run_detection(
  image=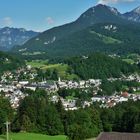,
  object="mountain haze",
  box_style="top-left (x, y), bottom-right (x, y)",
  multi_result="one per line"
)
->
top-left (0, 27), bottom-right (39, 51)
